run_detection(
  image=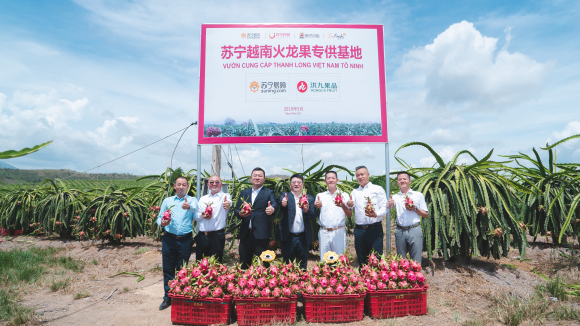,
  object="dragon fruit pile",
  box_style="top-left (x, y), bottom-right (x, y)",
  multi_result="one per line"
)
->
top-left (360, 253), bottom-right (427, 291)
top-left (301, 254), bottom-right (367, 295)
top-left (232, 260), bottom-right (302, 298)
top-left (168, 257), bottom-right (234, 299)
